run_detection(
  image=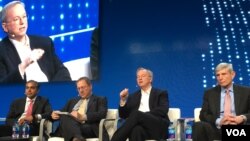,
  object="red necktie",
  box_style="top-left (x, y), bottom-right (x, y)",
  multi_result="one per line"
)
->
top-left (26, 99), bottom-right (33, 116)
top-left (224, 89), bottom-right (231, 116)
